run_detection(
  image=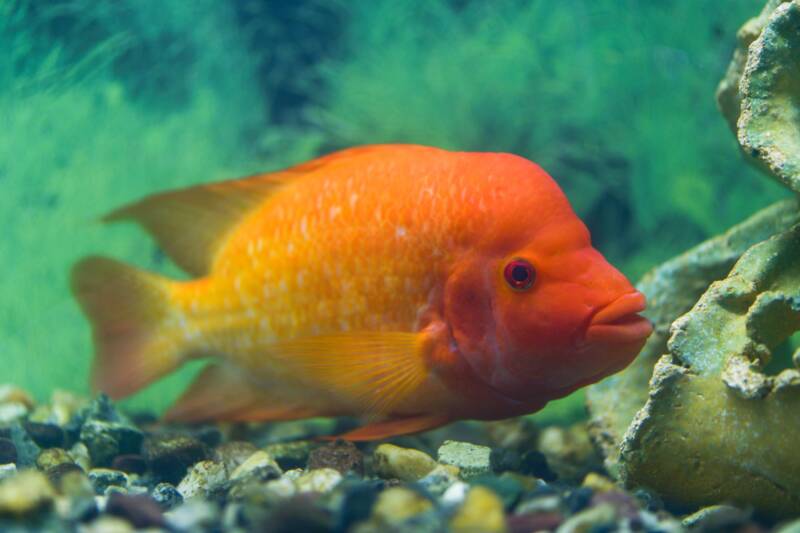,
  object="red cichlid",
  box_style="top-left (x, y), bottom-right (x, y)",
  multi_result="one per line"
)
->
top-left (71, 145), bottom-right (652, 440)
